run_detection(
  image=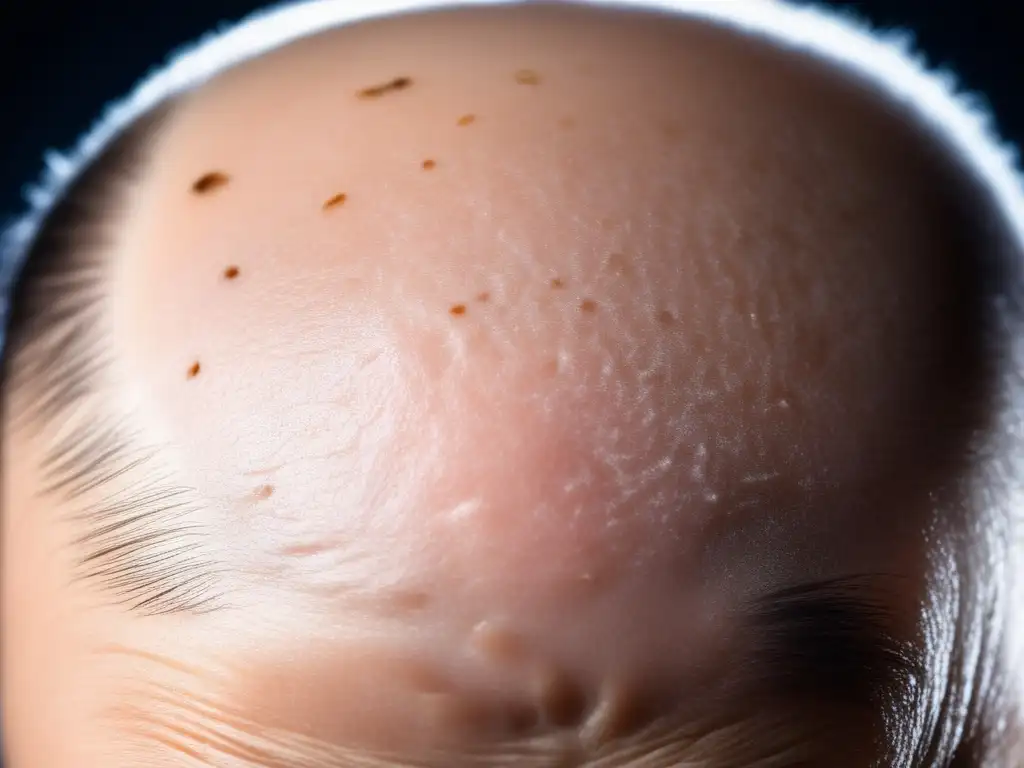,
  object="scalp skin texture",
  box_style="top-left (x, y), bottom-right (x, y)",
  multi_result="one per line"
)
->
top-left (3, 2), bottom-right (1024, 767)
